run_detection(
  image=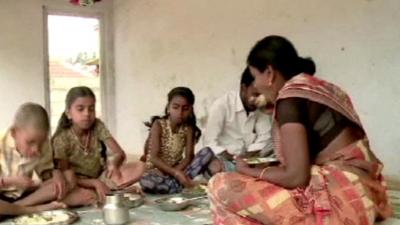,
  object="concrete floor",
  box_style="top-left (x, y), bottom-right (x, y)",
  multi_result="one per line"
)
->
top-left (2, 191), bottom-right (399, 225)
